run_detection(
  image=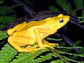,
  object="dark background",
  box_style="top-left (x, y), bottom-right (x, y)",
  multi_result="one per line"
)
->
top-left (1, 0), bottom-right (84, 45)
top-left (0, 0), bottom-right (84, 62)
